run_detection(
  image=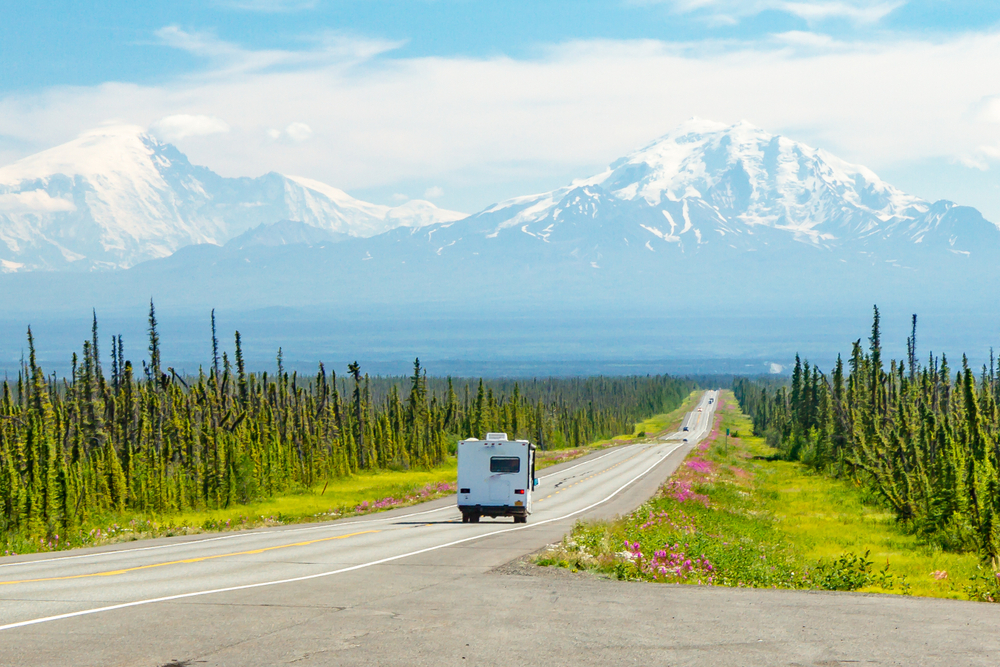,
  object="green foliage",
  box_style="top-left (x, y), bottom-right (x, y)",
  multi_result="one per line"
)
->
top-left (537, 395), bottom-right (947, 597)
top-left (813, 551), bottom-right (874, 591)
top-left (0, 307), bottom-right (696, 552)
top-left (735, 306), bottom-right (1000, 572)
top-left (963, 566), bottom-right (1000, 602)
top-left (811, 550), bottom-right (910, 593)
